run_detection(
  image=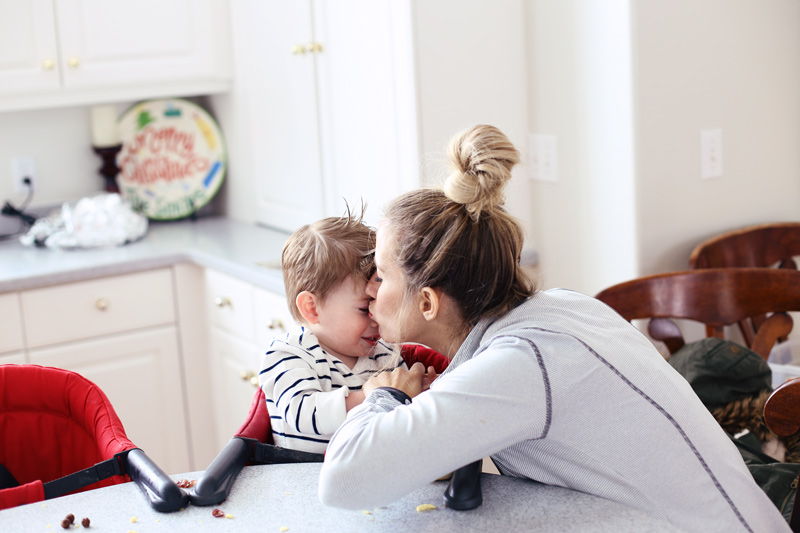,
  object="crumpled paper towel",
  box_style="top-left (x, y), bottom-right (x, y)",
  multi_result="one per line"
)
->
top-left (20, 193), bottom-right (148, 249)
